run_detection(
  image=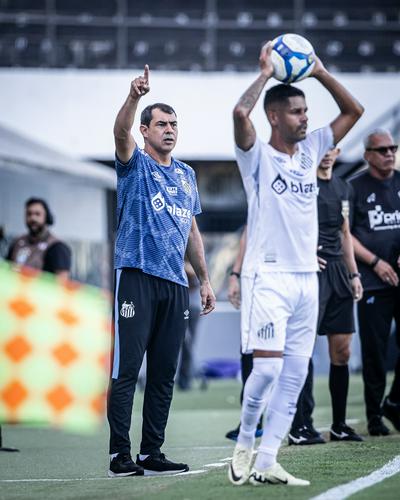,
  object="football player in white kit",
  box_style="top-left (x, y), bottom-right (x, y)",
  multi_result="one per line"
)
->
top-left (228, 42), bottom-right (364, 486)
